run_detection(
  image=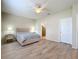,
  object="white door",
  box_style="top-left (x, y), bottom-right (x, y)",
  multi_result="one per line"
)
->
top-left (60, 17), bottom-right (72, 44)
